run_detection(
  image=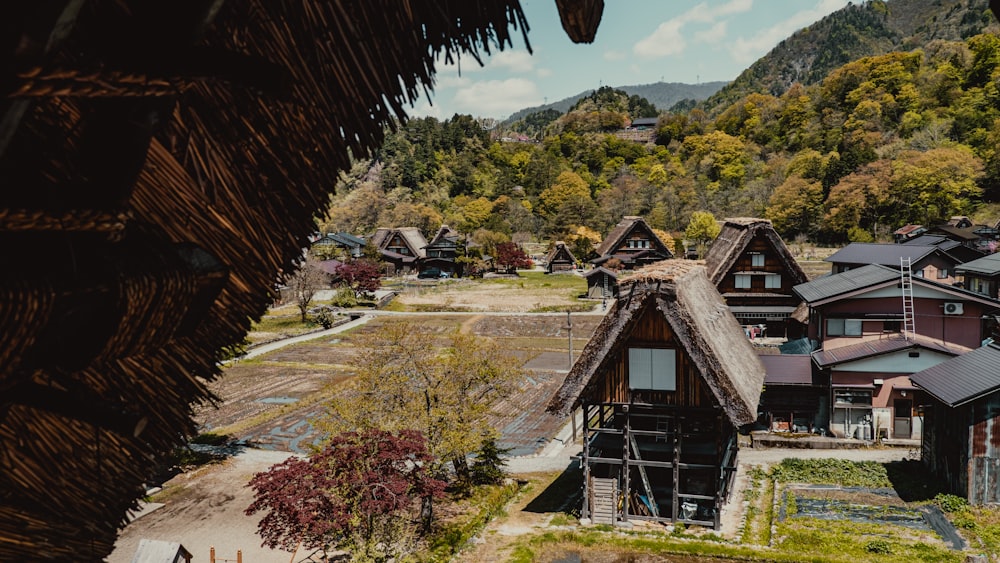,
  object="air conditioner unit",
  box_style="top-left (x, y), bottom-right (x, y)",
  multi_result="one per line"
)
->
top-left (944, 302), bottom-right (964, 315)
